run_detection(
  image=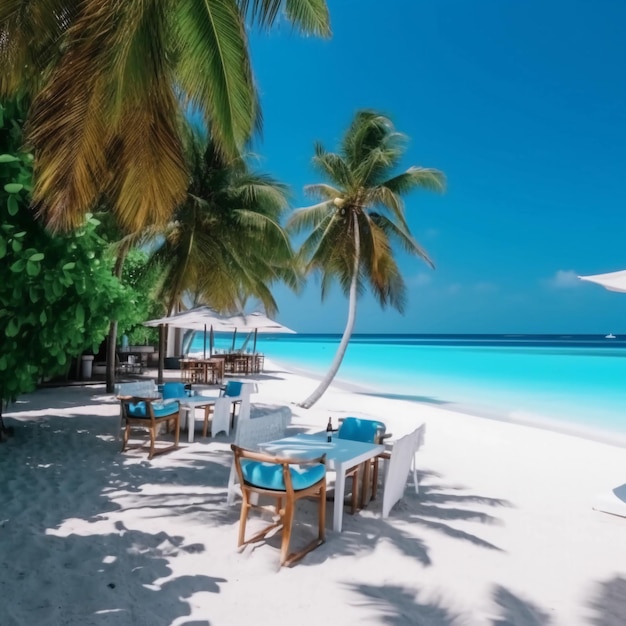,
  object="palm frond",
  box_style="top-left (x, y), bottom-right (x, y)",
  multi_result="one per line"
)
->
top-left (175, 0), bottom-right (257, 155)
top-left (312, 144), bottom-right (353, 189)
top-left (371, 213), bottom-right (434, 268)
top-left (303, 183), bottom-right (341, 201)
top-left (237, 0), bottom-right (330, 36)
top-left (0, 0), bottom-right (74, 96)
top-left (287, 200), bottom-right (334, 234)
top-left (382, 166), bottom-right (446, 195)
